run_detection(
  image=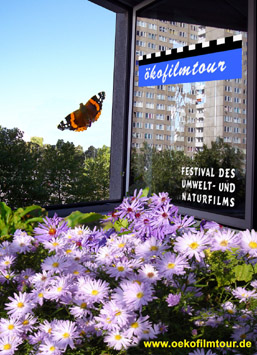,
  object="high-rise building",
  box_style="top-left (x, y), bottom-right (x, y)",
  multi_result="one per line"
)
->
top-left (132, 18), bottom-right (247, 164)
